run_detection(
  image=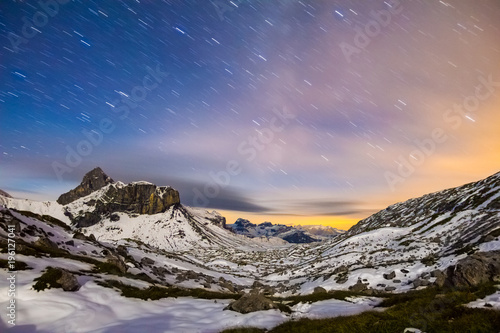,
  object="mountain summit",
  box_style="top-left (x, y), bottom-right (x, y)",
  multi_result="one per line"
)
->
top-left (58, 168), bottom-right (181, 228)
top-left (57, 167), bottom-right (114, 205)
